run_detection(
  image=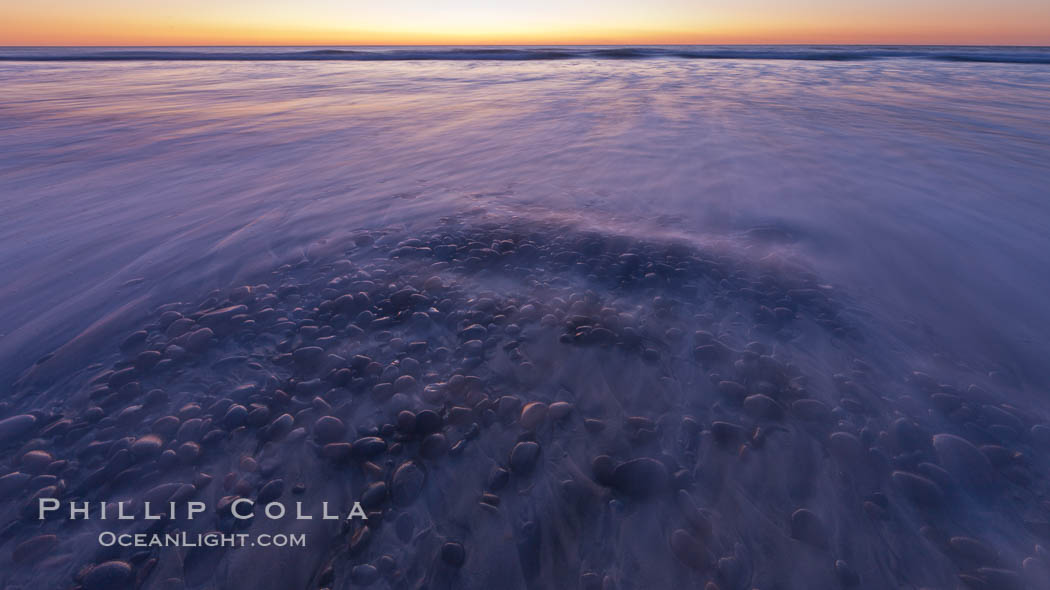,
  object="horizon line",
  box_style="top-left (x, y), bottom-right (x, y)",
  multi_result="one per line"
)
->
top-left (3, 43), bottom-right (1049, 48)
